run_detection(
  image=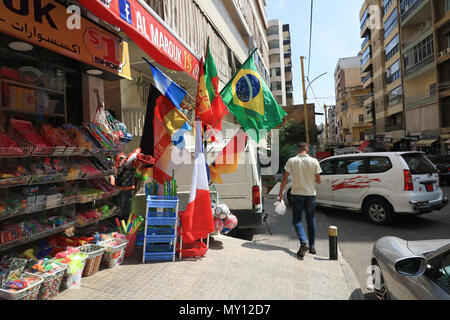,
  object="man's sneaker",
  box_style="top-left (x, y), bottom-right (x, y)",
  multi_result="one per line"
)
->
top-left (297, 244), bottom-right (309, 258)
top-left (309, 247), bottom-right (317, 255)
